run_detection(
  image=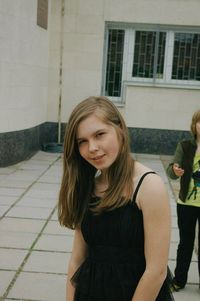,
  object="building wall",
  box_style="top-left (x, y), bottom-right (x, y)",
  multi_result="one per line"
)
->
top-left (58, 0), bottom-right (105, 122)
top-left (125, 86), bottom-right (200, 130)
top-left (0, 0), bottom-right (200, 165)
top-left (0, 0), bottom-right (50, 133)
top-left (104, 0), bottom-right (200, 25)
top-left (48, 0), bottom-right (200, 128)
top-left (47, 0), bottom-right (61, 123)
top-left (0, 0), bottom-right (51, 166)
